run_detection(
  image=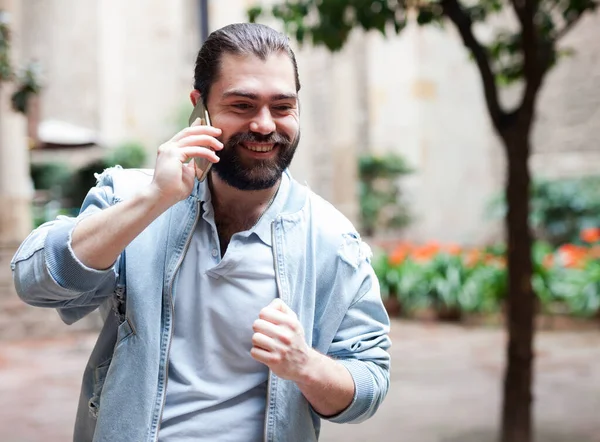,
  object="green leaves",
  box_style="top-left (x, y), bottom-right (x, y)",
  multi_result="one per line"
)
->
top-left (248, 0), bottom-right (408, 51)
top-left (487, 176), bottom-right (600, 246)
top-left (374, 238), bottom-right (600, 319)
top-left (484, 32), bottom-right (525, 85)
top-left (0, 12), bottom-right (13, 81)
top-left (11, 63), bottom-right (42, 113)
top-left (247, 6), bottom-right (263, 23)
top-left (251, 0), bottom-right (596, 93)
top-left (465, 0), bottom-right (504, 22)
top-left (415, 2), bottom-right (444, 27)
top-left (358, 152), bottom-right (413, 236)
top-left (0, 10), bottom-right (42, 113)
